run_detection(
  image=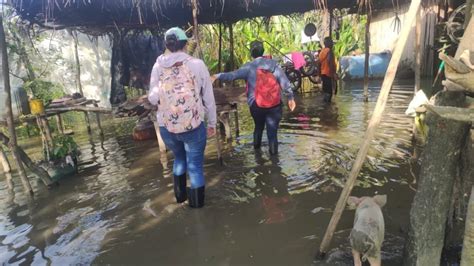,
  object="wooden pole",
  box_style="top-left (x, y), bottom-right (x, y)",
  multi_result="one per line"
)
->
top-left (36, 116), bottom-right (50, 161)
top-left (0, 15), bottom-right (33, 194)
top-left (218, 23), bottom-right (223, 73)
top-left (41, 116), bottom-right (53, 144)
top-left (84, 112), bottom-right (92, 133)
top-left (93, 103), bottom-right (104, 136)
top-left (415, 7), bottom-right (422, 92)
top-left (318, 0), bottom-right (422, 256)
top-left (0, 145), bottom-right (11, 173)
top-left (363, 13), bottom-right (371, 102)
top-left (191, 0), bottom-right (203, 59)
top-left (55, 114), bottom-right (65, 134)
top-left (153, 121), bottom-right (167, 153)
